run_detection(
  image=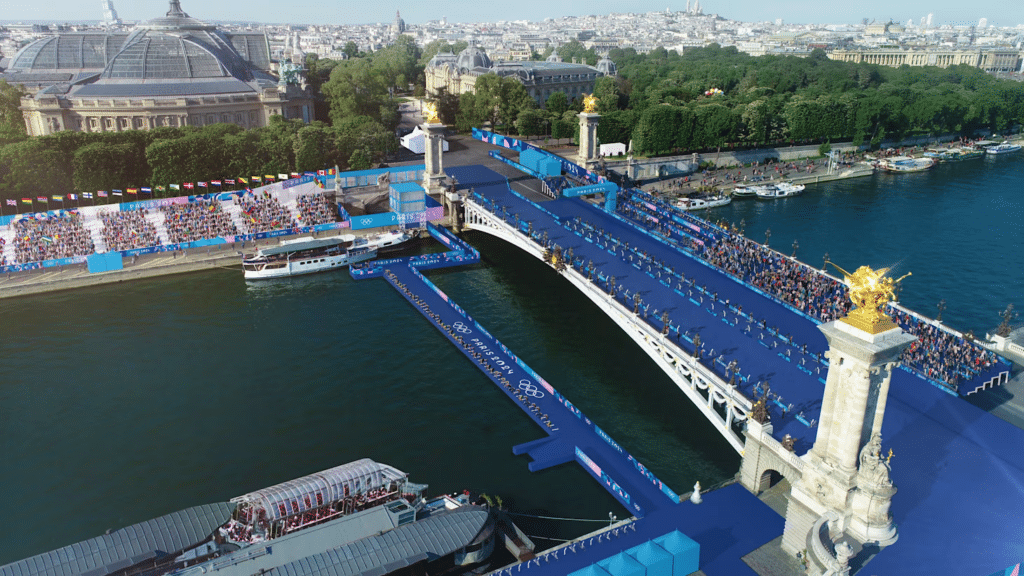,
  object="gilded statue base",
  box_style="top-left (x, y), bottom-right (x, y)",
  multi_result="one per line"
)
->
top-left (839, 311), bottom-right (898, 335)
